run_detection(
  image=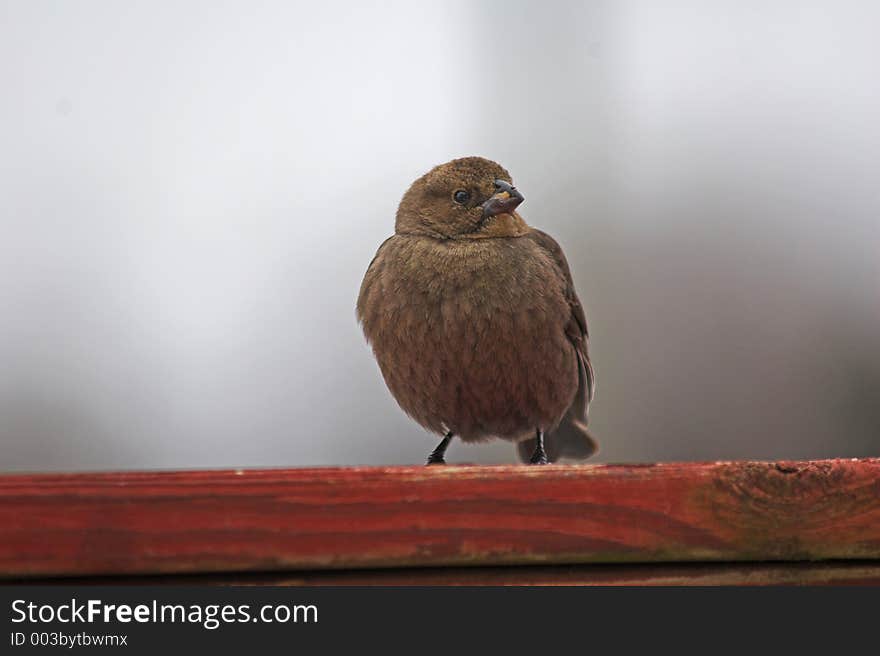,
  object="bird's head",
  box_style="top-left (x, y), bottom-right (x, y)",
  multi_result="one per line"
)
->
top-left (395, 156), bottom-right (529, 239)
